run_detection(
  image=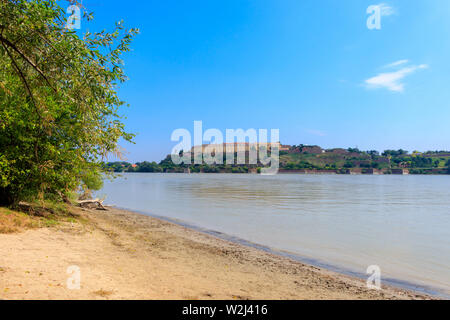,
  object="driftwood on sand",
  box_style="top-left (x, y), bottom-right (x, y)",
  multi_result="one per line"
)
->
top-left (77, 199), bottom-right (108, 210)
